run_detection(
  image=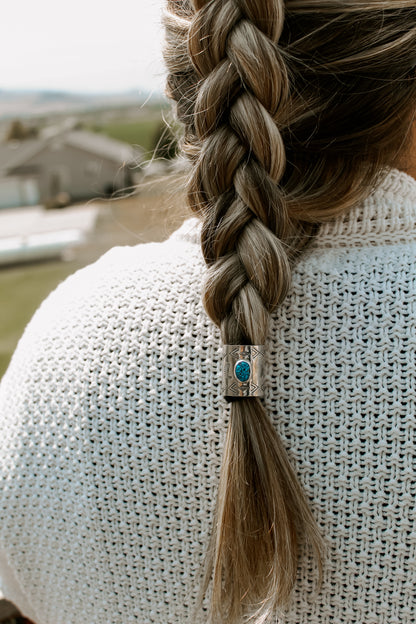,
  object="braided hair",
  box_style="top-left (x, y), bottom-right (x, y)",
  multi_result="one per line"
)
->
top-left (163, 1), bottom-right (416, 622)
